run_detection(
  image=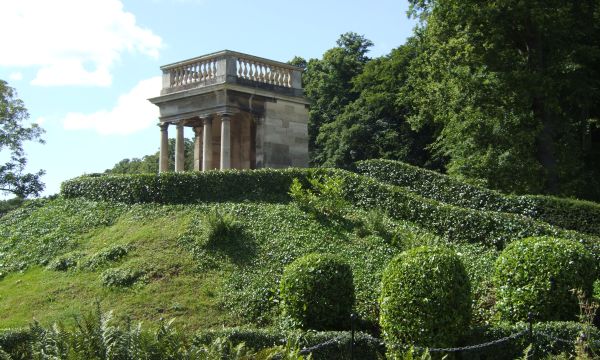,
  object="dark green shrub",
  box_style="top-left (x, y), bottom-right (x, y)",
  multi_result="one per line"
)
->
top-left (46, 252), bottom-right (82, 271)
top-left (100, 268), bottom-right (143, 287)
top-left (494, 237), bottom-right (596, 322)
top-left (81, 245), bottom-right (129, 270)
top-left (279, 253), bottom-right (355, 330)
top-left (379, 246), bottom-right (471, 353)
top-left (356, 159), bottom-right (600, 236)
